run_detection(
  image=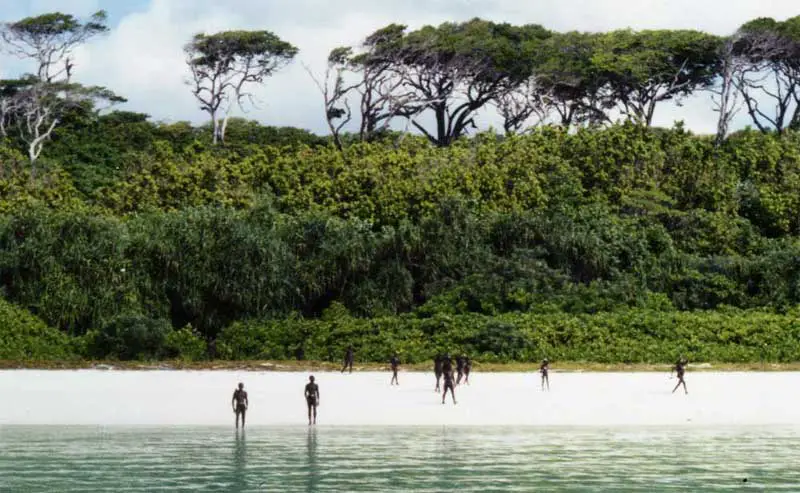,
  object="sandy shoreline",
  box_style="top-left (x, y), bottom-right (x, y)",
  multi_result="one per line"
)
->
top-left (0, 359), bottom-right (797, 372)
top-left (3, 370), bottom-right (800, 426)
